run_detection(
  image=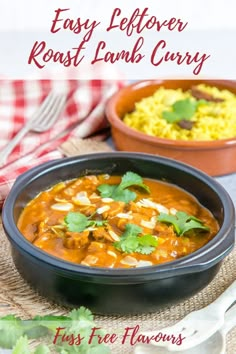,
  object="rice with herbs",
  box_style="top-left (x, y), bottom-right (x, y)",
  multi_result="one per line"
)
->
top-left (123, 84), bottom-right (236, 141)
